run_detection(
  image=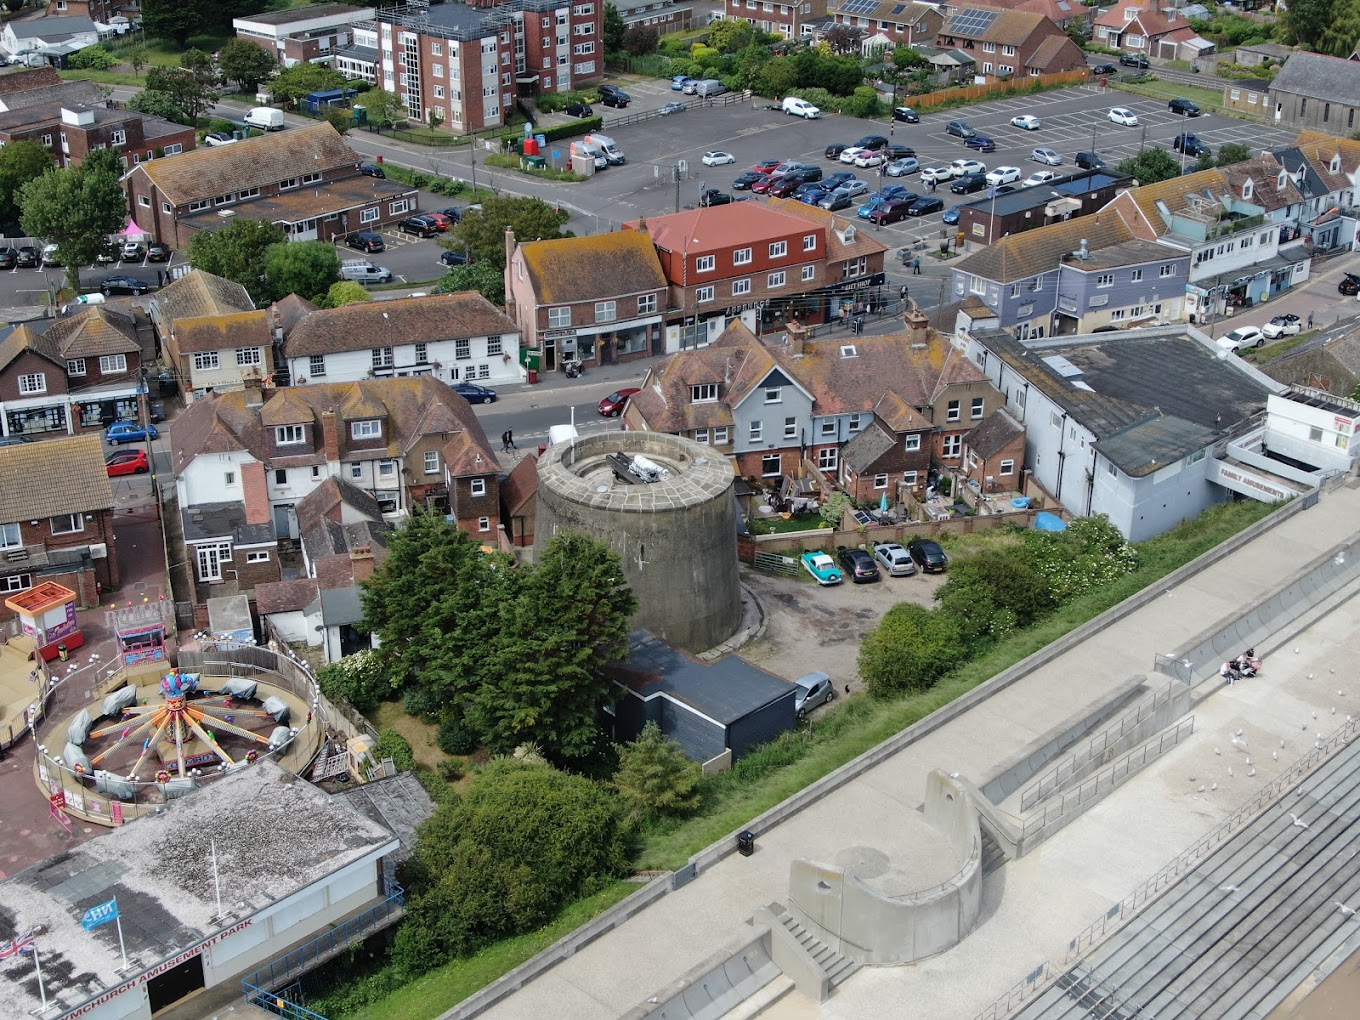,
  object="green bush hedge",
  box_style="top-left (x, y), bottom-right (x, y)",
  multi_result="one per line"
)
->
top-left (501, 115), bottom-right (602, 150)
